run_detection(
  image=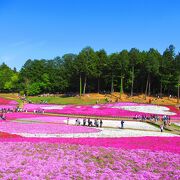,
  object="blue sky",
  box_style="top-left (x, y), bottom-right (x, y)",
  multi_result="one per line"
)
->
top-left (0, 0), bottom-right (180, 70)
